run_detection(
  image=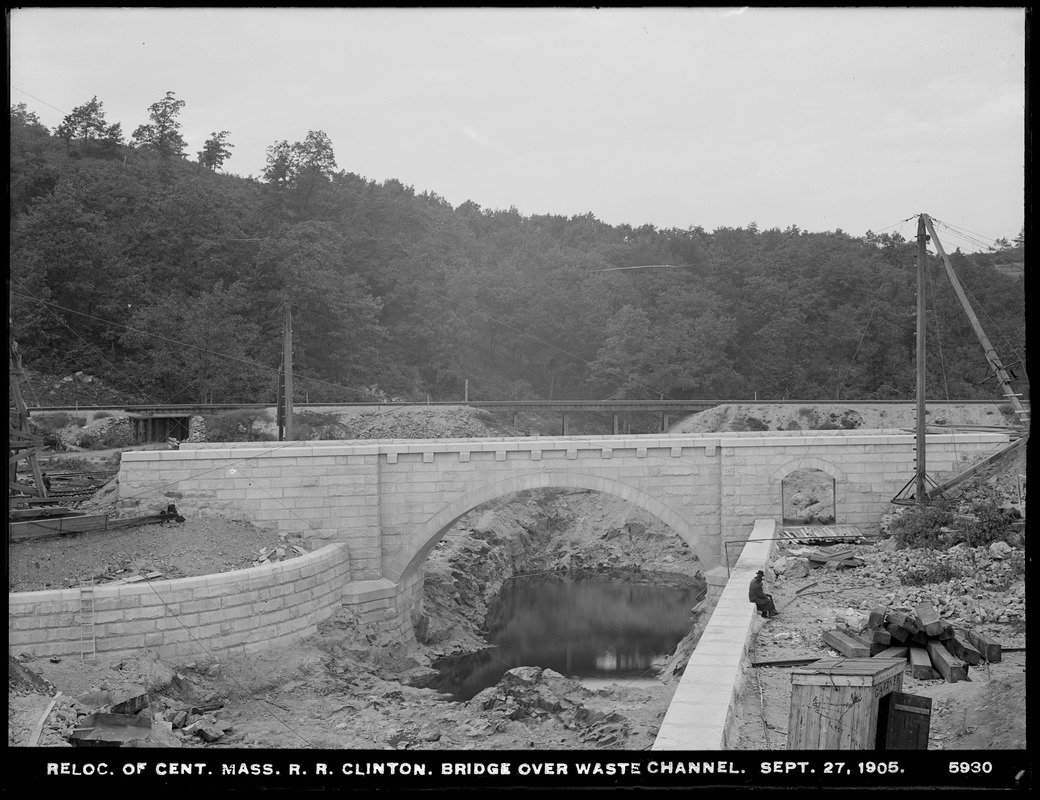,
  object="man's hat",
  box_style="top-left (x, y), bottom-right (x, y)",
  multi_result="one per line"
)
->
top-left (756, 570), bottom-right (764, 576)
